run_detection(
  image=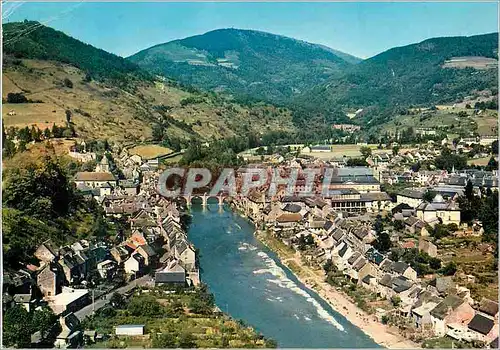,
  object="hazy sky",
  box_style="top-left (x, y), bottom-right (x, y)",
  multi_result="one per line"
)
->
top-left (3, 2), bottom-right (499, 59)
